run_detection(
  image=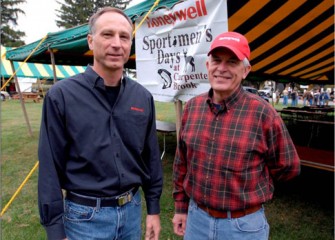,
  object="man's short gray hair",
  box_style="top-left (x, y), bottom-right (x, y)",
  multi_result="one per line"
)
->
top-left (243, 58), bottom-right (251, 67)
top-left (88, 7), bottom-right (133, 35)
